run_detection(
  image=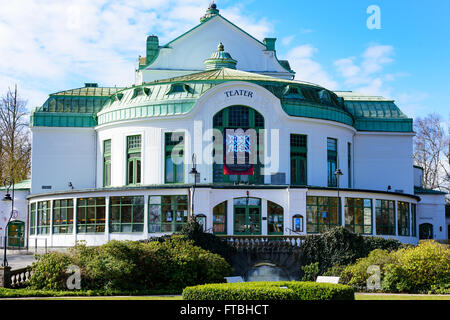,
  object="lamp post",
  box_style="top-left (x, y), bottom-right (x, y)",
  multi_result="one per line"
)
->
top-left (334, 169), bottom-right (343, 224)
top-left (2, 177), bottom-right (14, 267)
top-left (189, 153), bottom-right (198, 220)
